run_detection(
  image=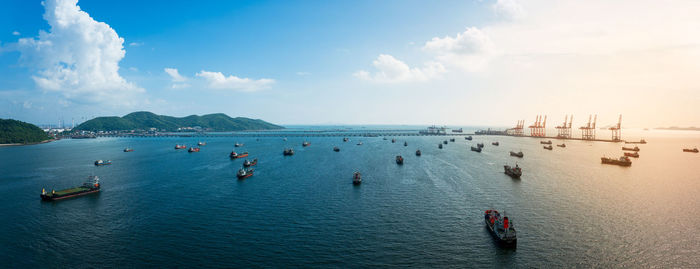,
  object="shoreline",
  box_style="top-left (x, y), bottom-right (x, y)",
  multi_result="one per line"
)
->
top-left (0, 138), bottom-right (57, 147)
